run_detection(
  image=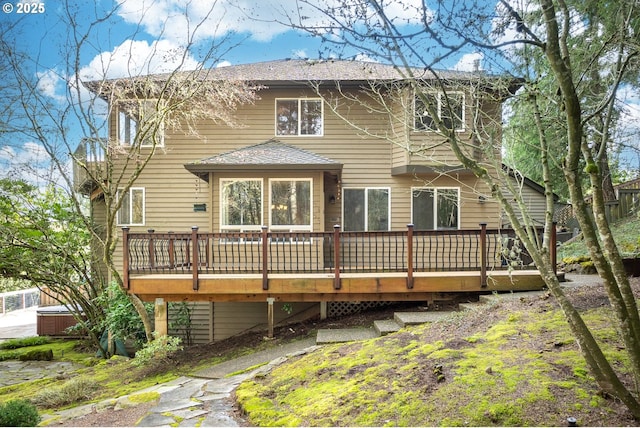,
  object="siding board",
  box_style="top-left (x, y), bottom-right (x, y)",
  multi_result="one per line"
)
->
top-left (103, 81), bottom-right (506, 341)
